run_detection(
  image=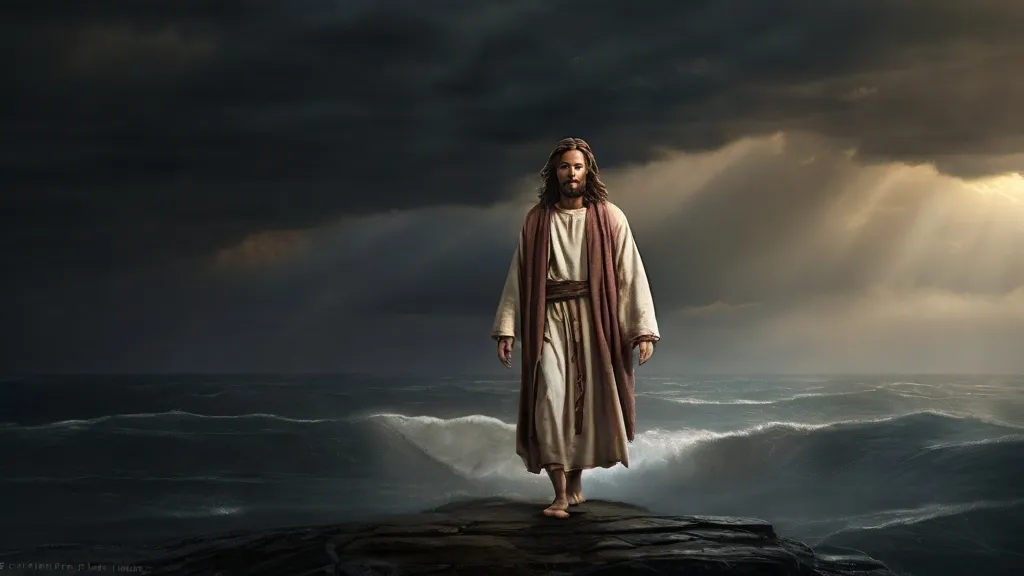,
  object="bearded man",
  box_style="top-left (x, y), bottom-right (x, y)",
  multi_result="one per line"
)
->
top-left (491, 137), bottom-right (660, 518)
